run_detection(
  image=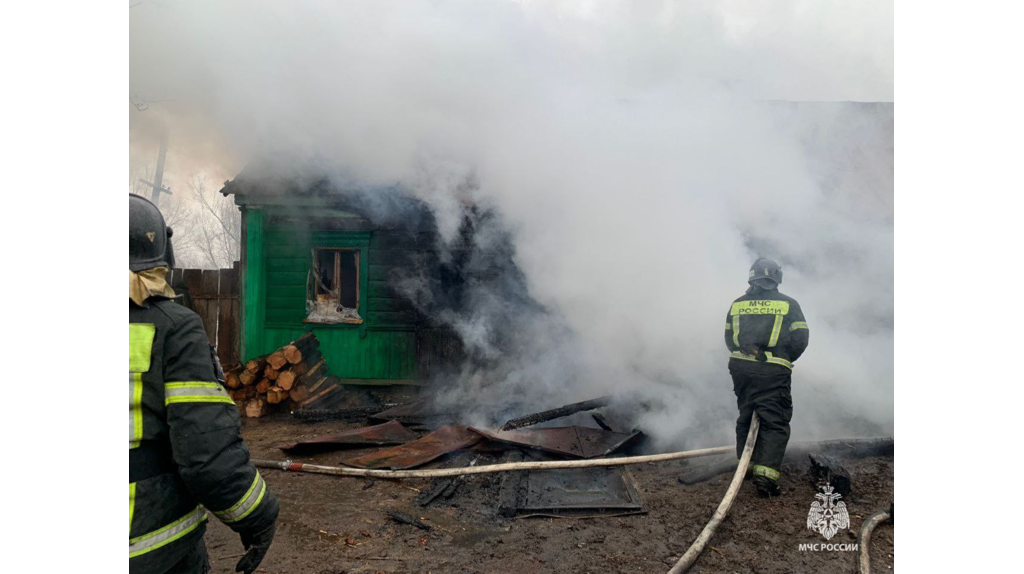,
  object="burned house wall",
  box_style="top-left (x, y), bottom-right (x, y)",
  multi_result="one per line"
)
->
top-left (240, 202), bottom-right (464, 382)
